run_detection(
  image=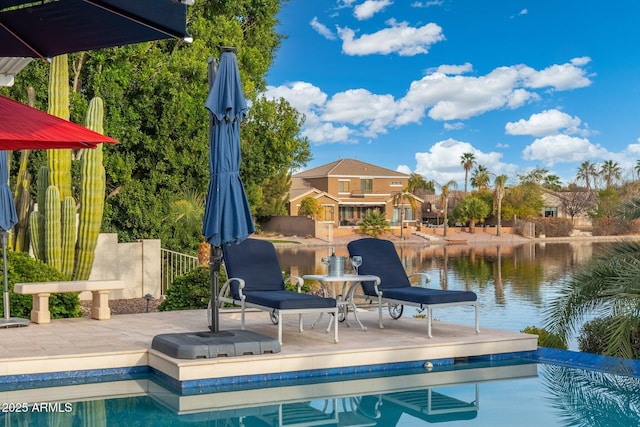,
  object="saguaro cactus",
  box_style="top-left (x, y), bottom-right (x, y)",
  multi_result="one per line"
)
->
top-left (74, 97), bottom-right (107, 280)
